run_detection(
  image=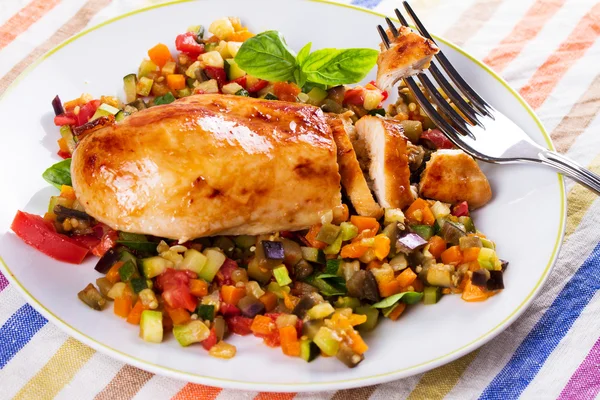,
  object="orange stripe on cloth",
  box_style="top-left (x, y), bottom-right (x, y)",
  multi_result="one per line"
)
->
top-left (0, 0), bottom-right (61, 51)
top-left (171, 383), bottom-right (222, 400)
top-left (0, 0), bottom-right (113, 95)
top-left (443, 0), bottom-right (503, 46)
top-left (483, 0), bottom-right (565, 73)
top-left (94, 365), bottom-right (154, 400)
top-left (519, 3), bottom-right (600, 109)
top-left (254, 392), bottom-right (296, 400)
top-left (330, 385), bottom-right (377, 400)
top-left (551, 73), bottom-right (600, 153)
